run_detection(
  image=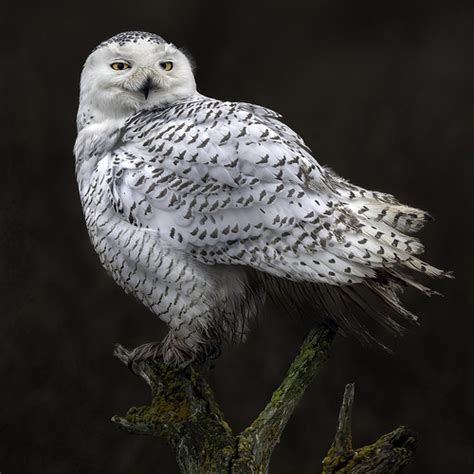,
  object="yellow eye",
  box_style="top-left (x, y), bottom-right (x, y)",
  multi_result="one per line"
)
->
top-left (160, 61), bottom-right (173, 72)
top-left (110, 62), bottom-right (130, 71)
